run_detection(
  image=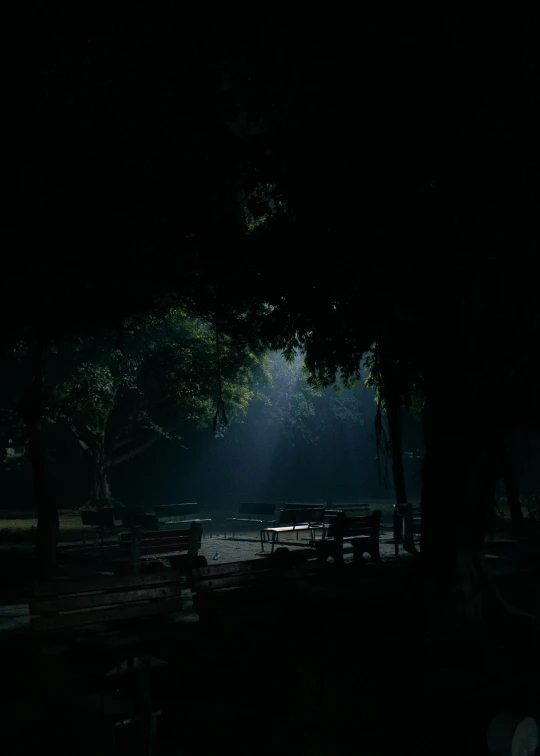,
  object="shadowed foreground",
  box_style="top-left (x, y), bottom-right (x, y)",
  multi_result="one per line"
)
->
top-left (2, 550), bottom-right (538, 756)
